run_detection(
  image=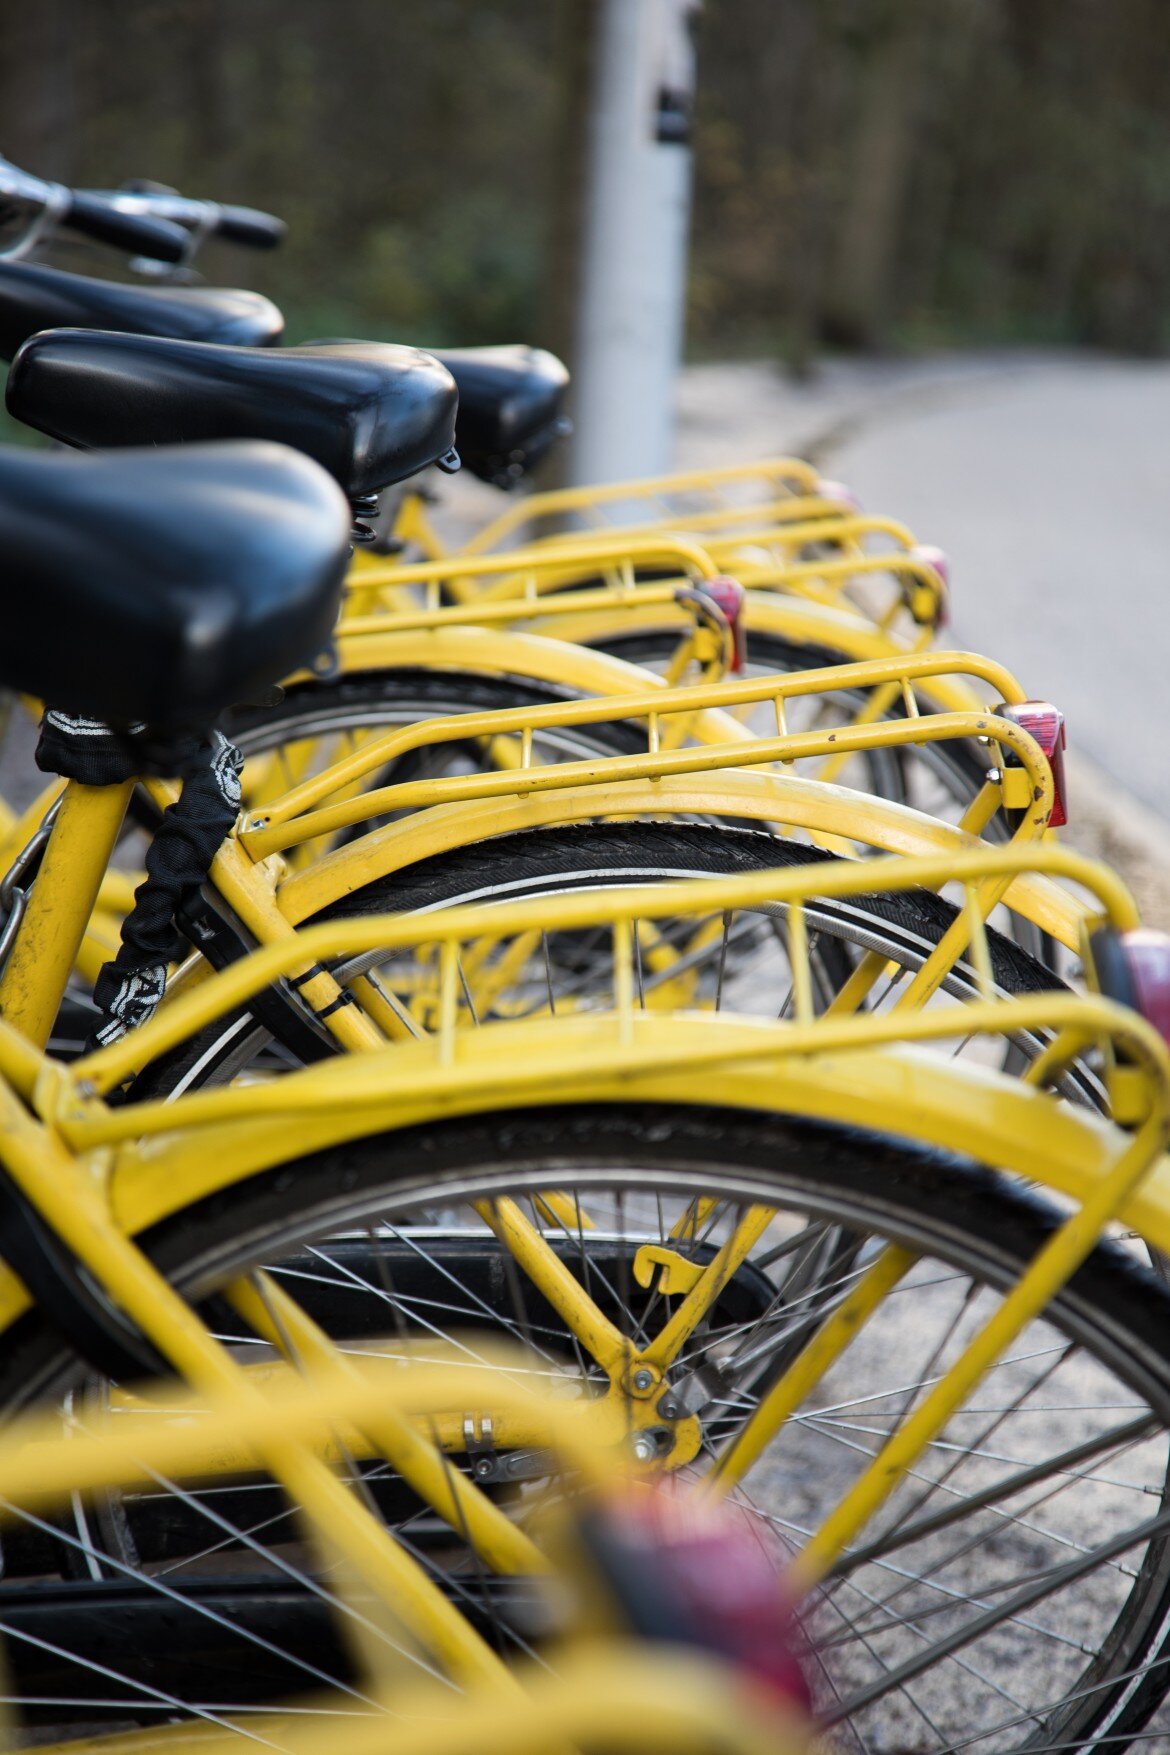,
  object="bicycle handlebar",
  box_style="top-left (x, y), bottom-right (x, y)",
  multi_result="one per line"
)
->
top-left (59, 191), bottom-right (189, 262)
top-left (0, 158), bottom-right (189, 262)
top-left (100, 181), bottom-right (287, 250)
